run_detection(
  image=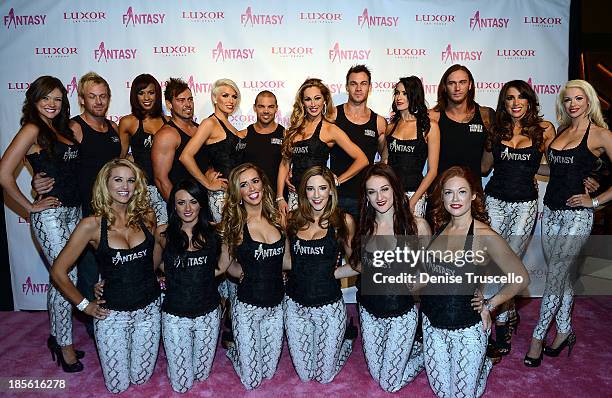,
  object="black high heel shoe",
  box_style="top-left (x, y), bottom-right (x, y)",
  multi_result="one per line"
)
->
top-left (53, 345), bottom-right (84, 373)
top-left (494, 323), bottom-right (512, 356)
top-left (47, 335), bottom-right (85, 360)
top-left (344, 317), bottom-right (358, 341)
top-left (523, 350), bottom-right (543, 367)
top-left (543, 332), bottom-right (576, 357)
